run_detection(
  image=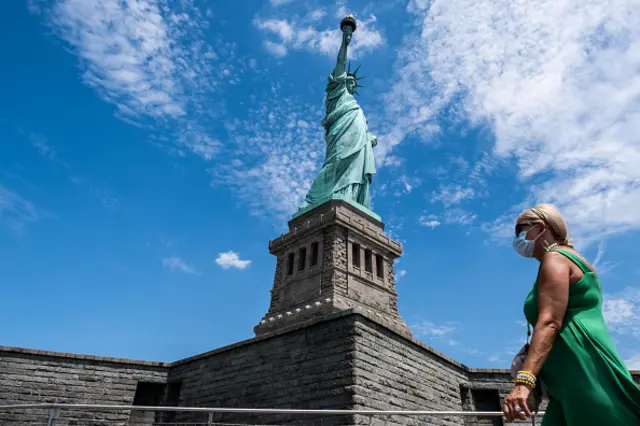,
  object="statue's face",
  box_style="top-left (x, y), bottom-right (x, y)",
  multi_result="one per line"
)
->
top-left (346, 77), bottom-right (357, 94)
